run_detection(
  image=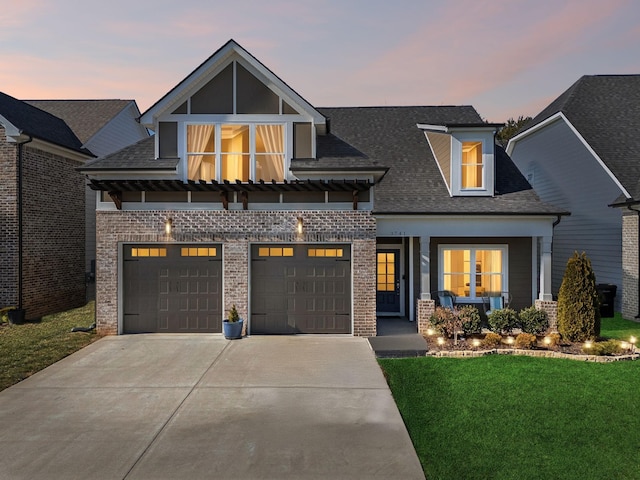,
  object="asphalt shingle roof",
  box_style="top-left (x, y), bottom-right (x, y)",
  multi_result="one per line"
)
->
top-left (316, 106), bottom-right (564, 215)
top-left (25, 99), bottom-right (133, 145)
top-left (524, 75), bottom-right (640, 199)
top-left (82, 105), bottom-right (564, 215)
top-left (0, 91), bottom-right (86, 153)
top-left (81, 136), bottom-right (178, 171)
